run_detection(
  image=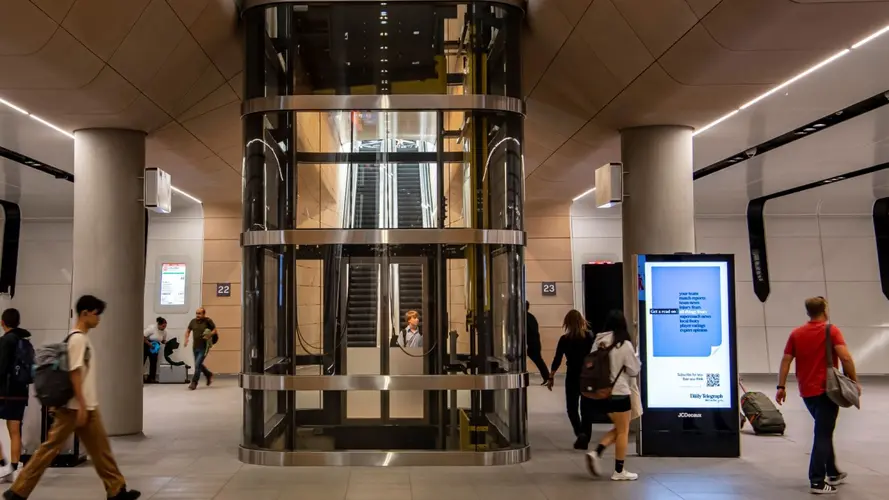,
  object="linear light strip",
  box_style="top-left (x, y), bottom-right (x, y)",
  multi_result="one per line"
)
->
top-left (0, 95), bottom-right (202, 204)
top-left (572, 187), bottom-right (595, 202)
top-left (172, 186), bottom-right (203, 204)
top-left (693, 23), bottom-right (889, 137)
